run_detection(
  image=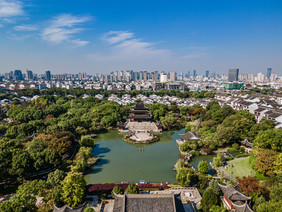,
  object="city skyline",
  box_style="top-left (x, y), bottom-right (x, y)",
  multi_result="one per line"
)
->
top-left (0, 0), bottom-right (282, 74)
